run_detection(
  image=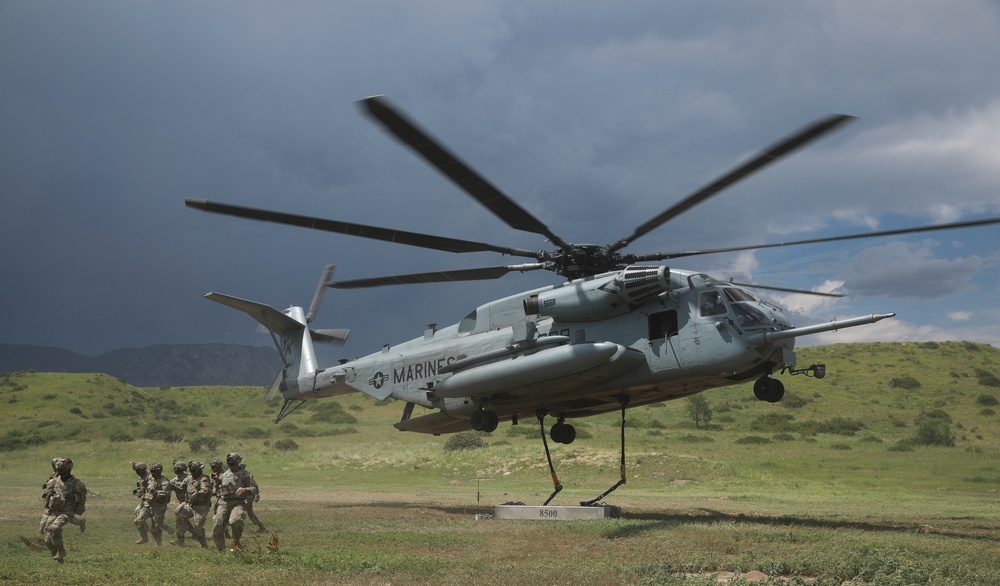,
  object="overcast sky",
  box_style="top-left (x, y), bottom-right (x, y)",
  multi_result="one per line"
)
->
top-left (3, 1), bottom-right (1000, 362)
